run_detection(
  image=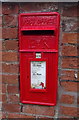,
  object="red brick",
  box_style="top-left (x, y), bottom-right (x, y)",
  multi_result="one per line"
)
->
top-left (2, 63), bottom-right (19, 74)
top-left (62, 33), bottom-right (78, 44)
top-left (2, 84), bottom-right (6, 93)
top-left (0, 113), bottom-right (2, 120)
top-left (23, 105), bottom-right (55, 116)
top-left (0, 103), bottom-right (2, 111)
top-left (0, 62), bottom-right (1, 73)
top-left (2, 3), bottom-right (19, 14)
top-left (77, 96), bottom-right (79, 104)
top-left (8, 113), bottom-right (35, 118)
top-left (0, 3), bottom-right (1, 13)
top-left (62, 45), bottom-right (77, 56)
top-left (2, 40), bottom-right (18, 50)
top-left (0, 16), bottom-right (2, 27)
top-left (0, 62), bottom-right (2, 72)
top-left (62, 57), bottom-right (78, 69)
top-left (2, 74), bottom-right (18, 84)
top-left (2, 28), bottom-right (17, 39)
top-left (0, 84), bottom-right (2, 93)
top-left (62, 5), bottom-right (79, 17)
top-left (61, 81), bottom-right (78, 92)
top-left (2, 52), bottom-right (18, 62)
top-left (0, 40), bottom-right (2, 51)
top-left (60, 70), bottom-right (77, 81)
top-left (60, 94), bottom-right (74, 104)
top-left (2, 112), bottom-right (7, 119)
top-left (7, 85), bottom-right (19, 94)
top-left (3, 15), bottom-right (17, 27)
top-left (62, 19), bottom-right (78, 32)
top-left (23, 105), bottom-right (36, 114)
top-left (8, 94), bottom-right (19, 103)
top-left (0, 114), bottom-right (2, 120)
top-left (3, 103), bottom-right (20, 113)
top-left (0, 94), bottom-right (1, 102)
top-left (60, 106), bottom-right (78, 117)
top-left (0, 74), bottom-right (2, 84)
top-left (2, 94), bottom-right (7, 103)
top-left (0, 28), bottom-right (2, 39)
top-left (36, 106), bottom-right (55, 116)
top-left (20, 3), bottom-right (58, 12)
